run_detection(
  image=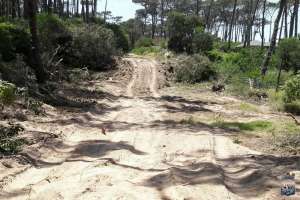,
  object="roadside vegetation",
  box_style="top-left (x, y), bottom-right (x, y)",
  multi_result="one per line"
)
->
top-left (127, 0), bottom-right (300, 154)
top-left (0, 0), bottom-right (300, 156)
